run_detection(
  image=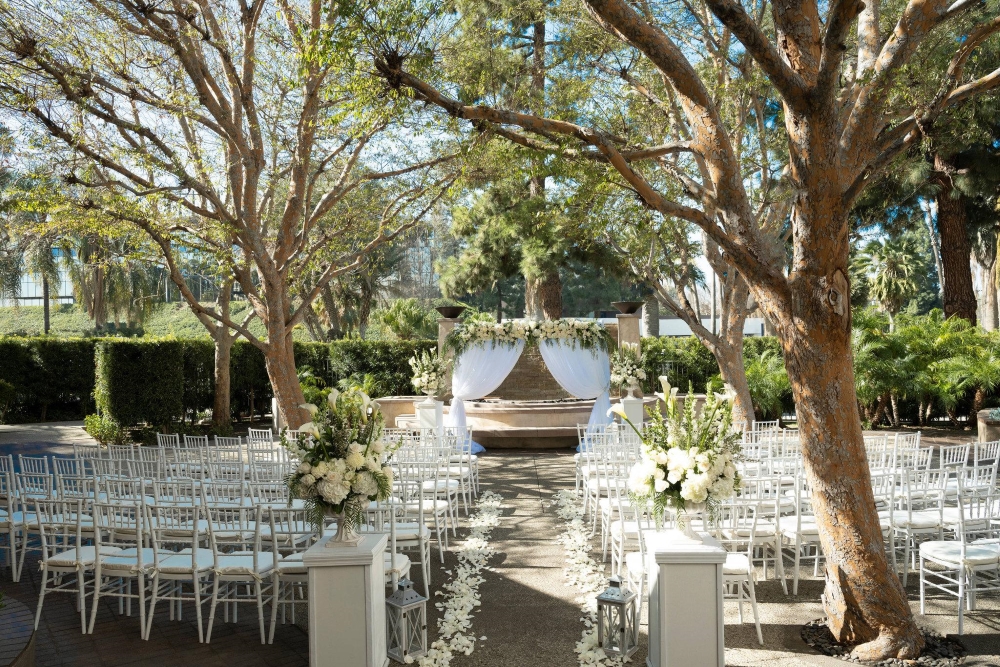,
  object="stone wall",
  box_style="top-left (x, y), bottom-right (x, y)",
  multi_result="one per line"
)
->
top-left (492, 346), bottom-right (570, 400)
